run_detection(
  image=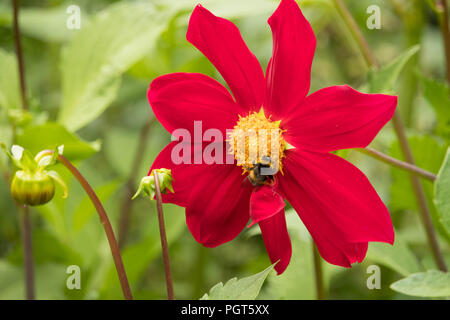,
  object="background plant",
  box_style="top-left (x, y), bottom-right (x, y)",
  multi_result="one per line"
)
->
top-left (0, 0), bottom-right (449, 300)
